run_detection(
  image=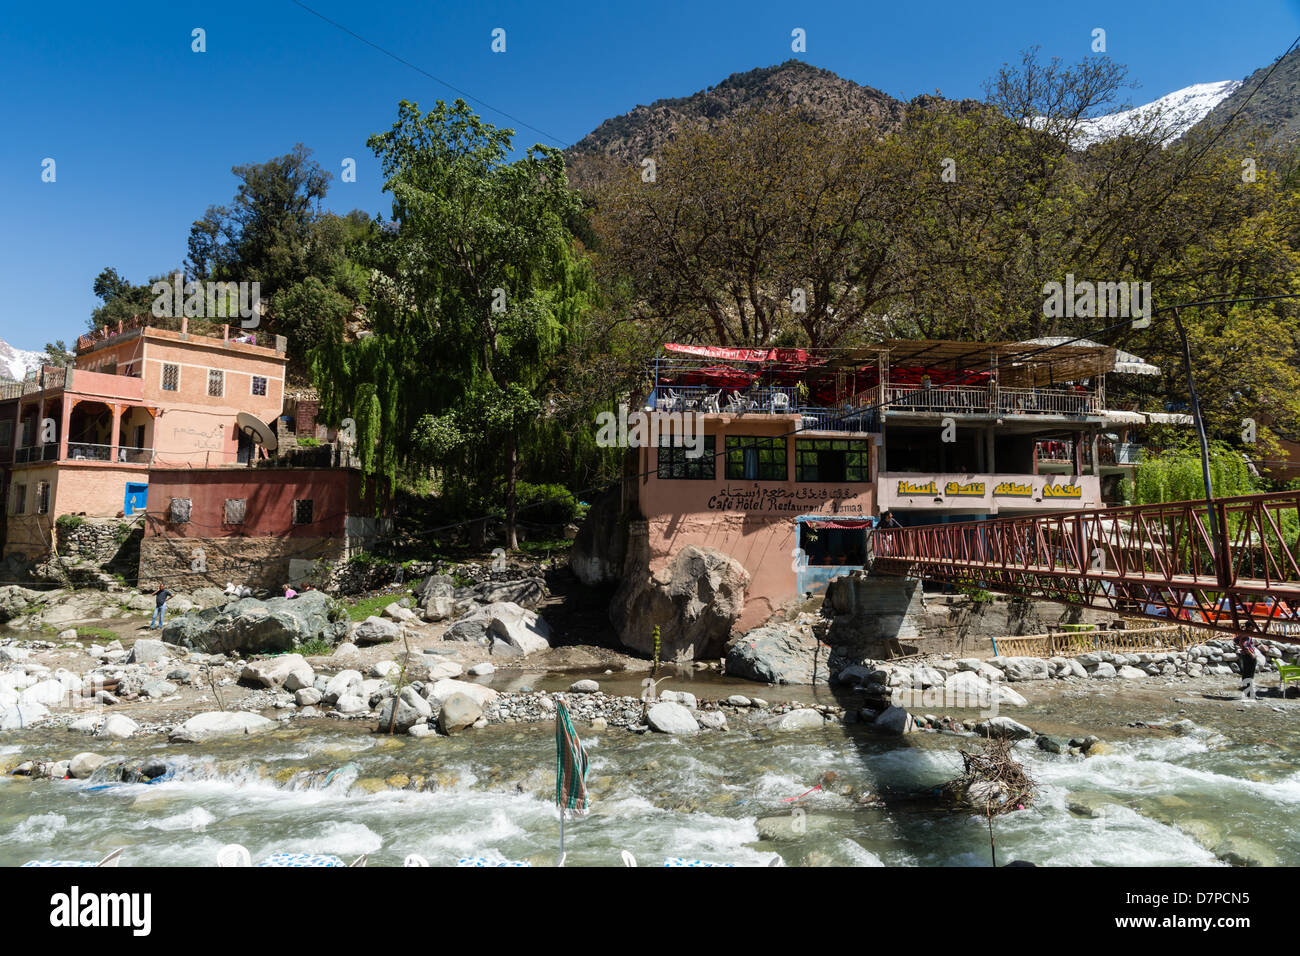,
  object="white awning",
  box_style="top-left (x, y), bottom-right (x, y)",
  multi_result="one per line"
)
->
top-left (1103, 410), bottom-right (1194, 426)
top-left (1020, 337), bottom-right (1161, 376)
